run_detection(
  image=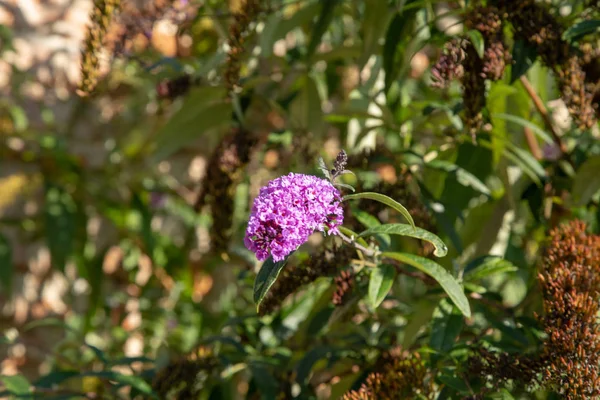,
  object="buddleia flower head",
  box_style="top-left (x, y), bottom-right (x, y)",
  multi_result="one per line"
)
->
top-left (244, 173), bottom-right (344, 262)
